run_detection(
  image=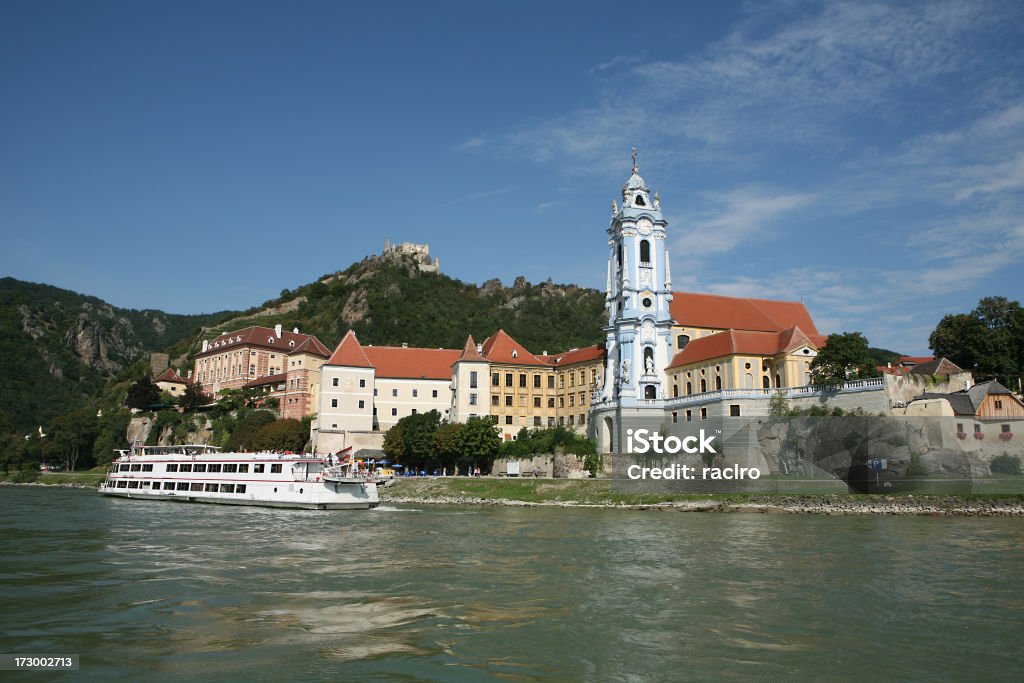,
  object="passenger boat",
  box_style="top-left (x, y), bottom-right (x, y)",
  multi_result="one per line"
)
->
top-left (98, 445), bottom-right (378, 509)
